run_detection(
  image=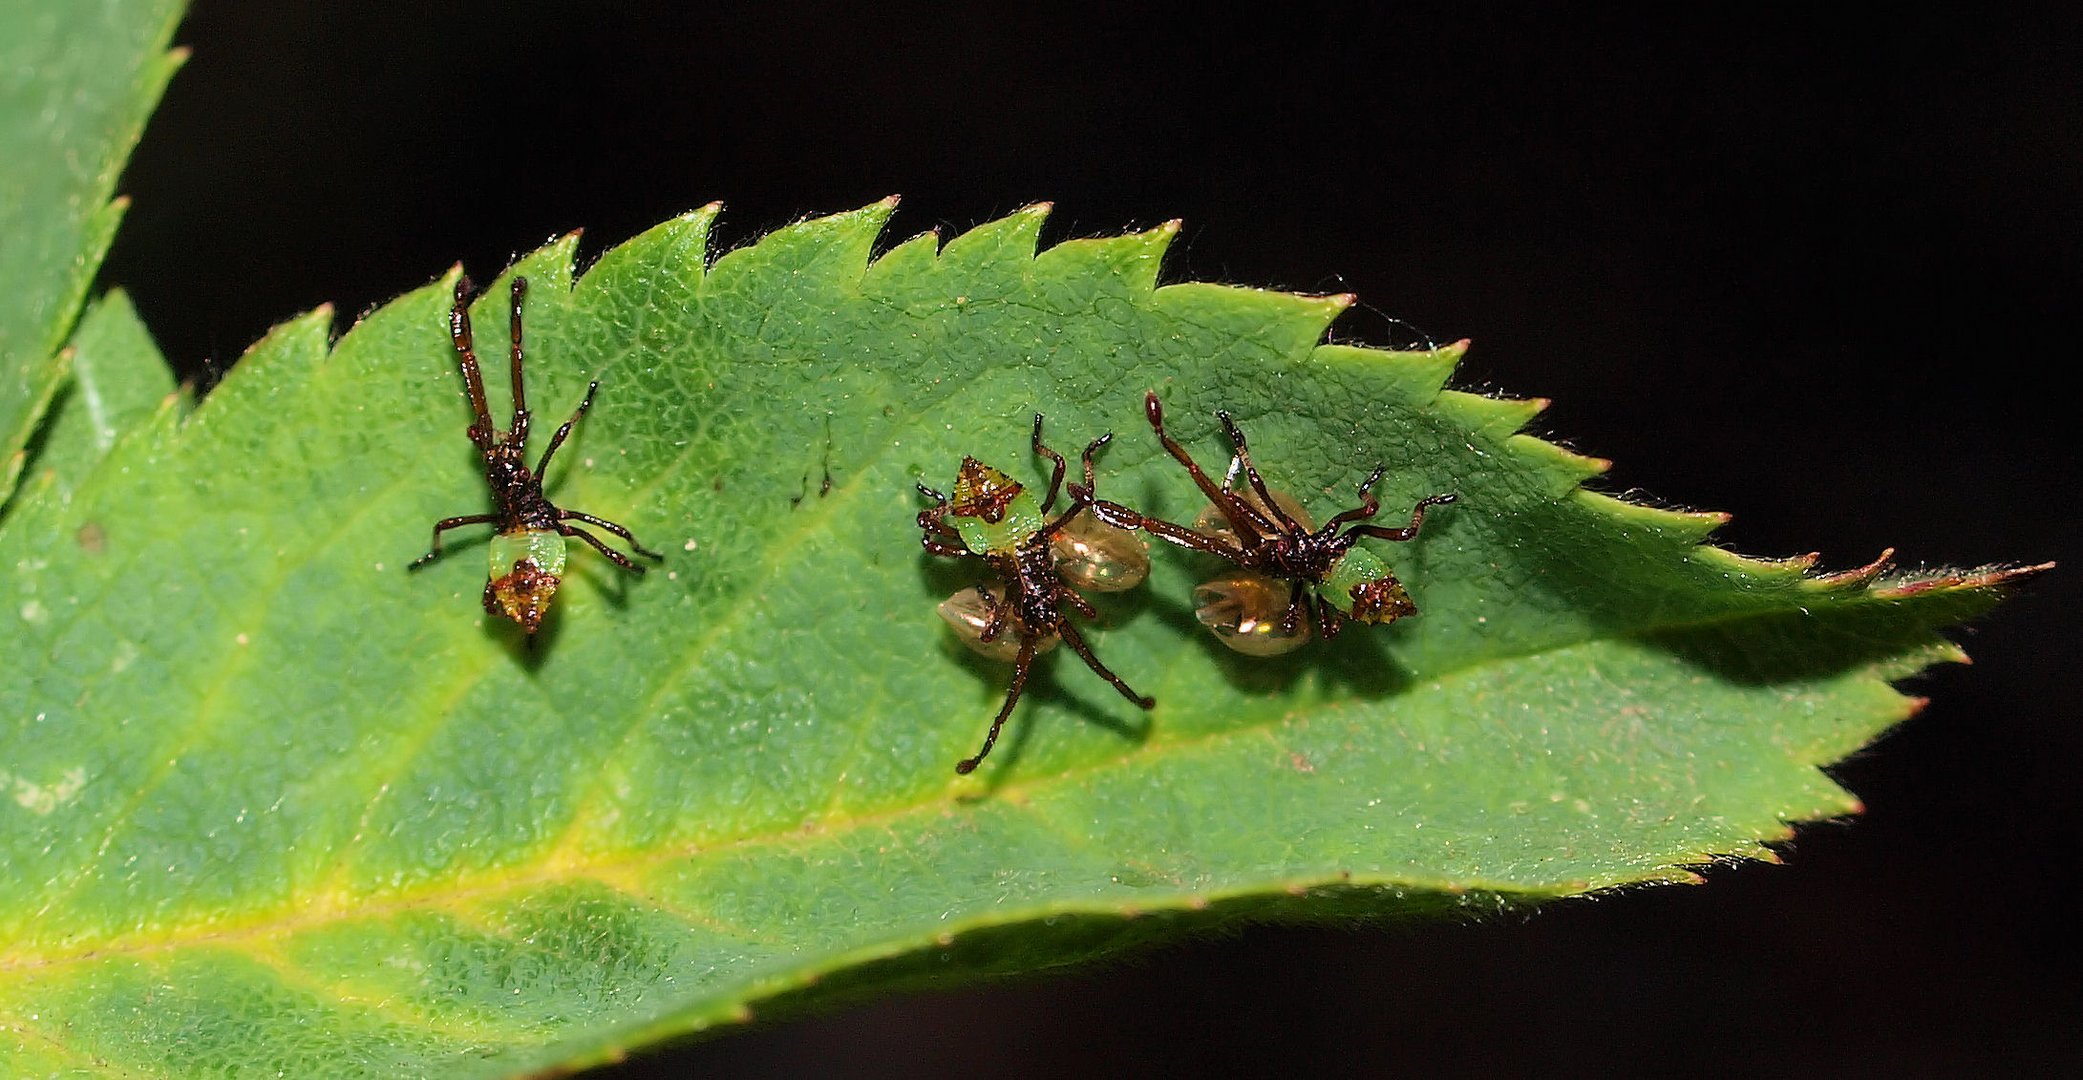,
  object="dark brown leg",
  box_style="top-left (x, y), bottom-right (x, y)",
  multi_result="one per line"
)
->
top-left (958, 634), bottom-right (1036, 774)
top-left (1077, 432), bottom-right (1113, 494)
top-left (918, 495), bottom-right (968, 552)
top-left (979, 586), bottom-right (1010, 643)
top-left (560, 524), bottom-right (647, 573)
top-left (1316, 594), bottom-right (1346, 639)
top-left (1060, 432), bottom-right (1117, 512)
top-left (1145, 391), bottom-right (1272, 545)
top-left (1345, 493), bottom-right (1456, 543)
top-left (919, 489), bottom-right (969, 555)
top-left (507, 276), bottom-right (530, 443)
top-left (1322, 466), bottom-right (1387, 531)
top-left (560, 508), bottom-right (662, 559)
top-left (1031, 414), bottom-right (1068, 513)
top-left (1278, 579), bottom-right (1309, 635)
top-left (1040, 499), bottom-right (1086, 535)
top-left (450, 277), bottom-right (495, 447)
top-left (1216, 410), bottom-right (1310, 535)
top-left (1064, 589), bottom-right (1098, 619)
top-left (536, 381), bottom-right (597, 476)
top-left (1084, 498), bottom-right (1241, 558)
top-left (410, 513), bottom-right (500, 569)
top-left (1059, 620), bottom-right (1155, 708)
